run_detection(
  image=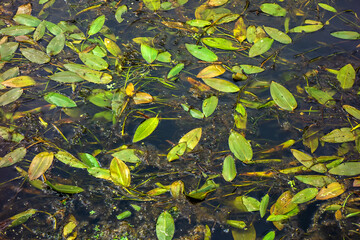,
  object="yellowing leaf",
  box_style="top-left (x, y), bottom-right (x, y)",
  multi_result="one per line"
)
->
top-left (197, 65), bottom-right (225, 78)
top-left (233, 17), bottom-right (247, 43)
top-left (1, 76), bottom-right (36, 88)
top-left (28, 152), bottom-right (54, 180)
top-left (316, 182), bottom-right (345, 200)
top-left (337, 64), bottom-right (355, 89)
top-left (133, 116), bottom-right (159, 143)
top-left (202, 78), bottom-right (240, 93)
top-left (179, 127), bottom-right (202, 151)
top-left (343, 105), bottom-right (360, 120)
top-left (110, 157), bottom-right (131, 187)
